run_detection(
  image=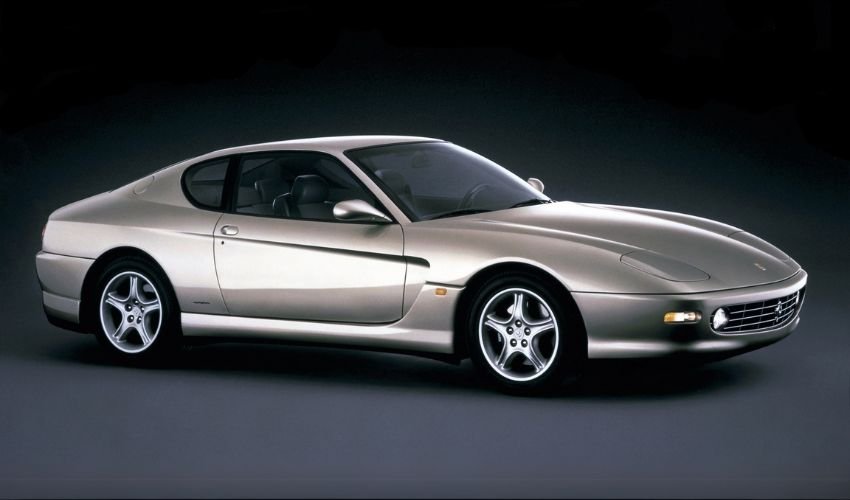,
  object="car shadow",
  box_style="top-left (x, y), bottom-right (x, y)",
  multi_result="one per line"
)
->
top-left (45, 337), bottom-right (765, 399)
top-left (565, 358), bottom-right (764, 400)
